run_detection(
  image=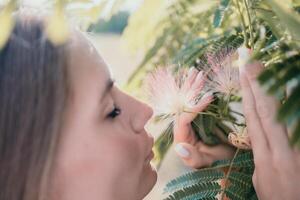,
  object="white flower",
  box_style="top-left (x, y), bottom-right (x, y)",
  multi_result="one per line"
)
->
top-left (145, 67), bottom-right (213, 124)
